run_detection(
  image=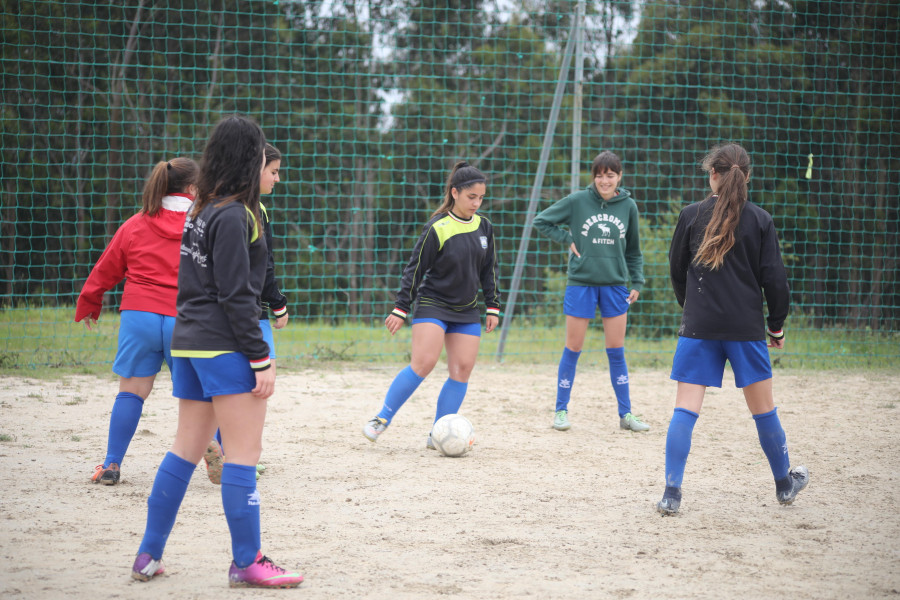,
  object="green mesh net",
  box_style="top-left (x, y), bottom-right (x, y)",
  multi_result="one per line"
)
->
top-left (3, 0), bottom-right (898, 369)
